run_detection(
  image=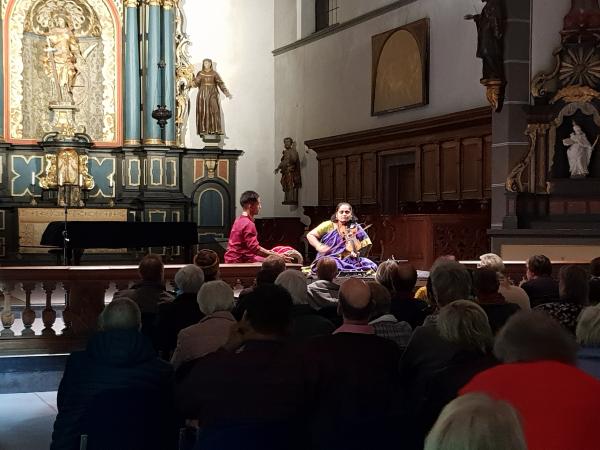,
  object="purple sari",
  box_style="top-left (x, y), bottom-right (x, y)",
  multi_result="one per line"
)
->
top-left (312, 221), bottom-right (377, 273)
